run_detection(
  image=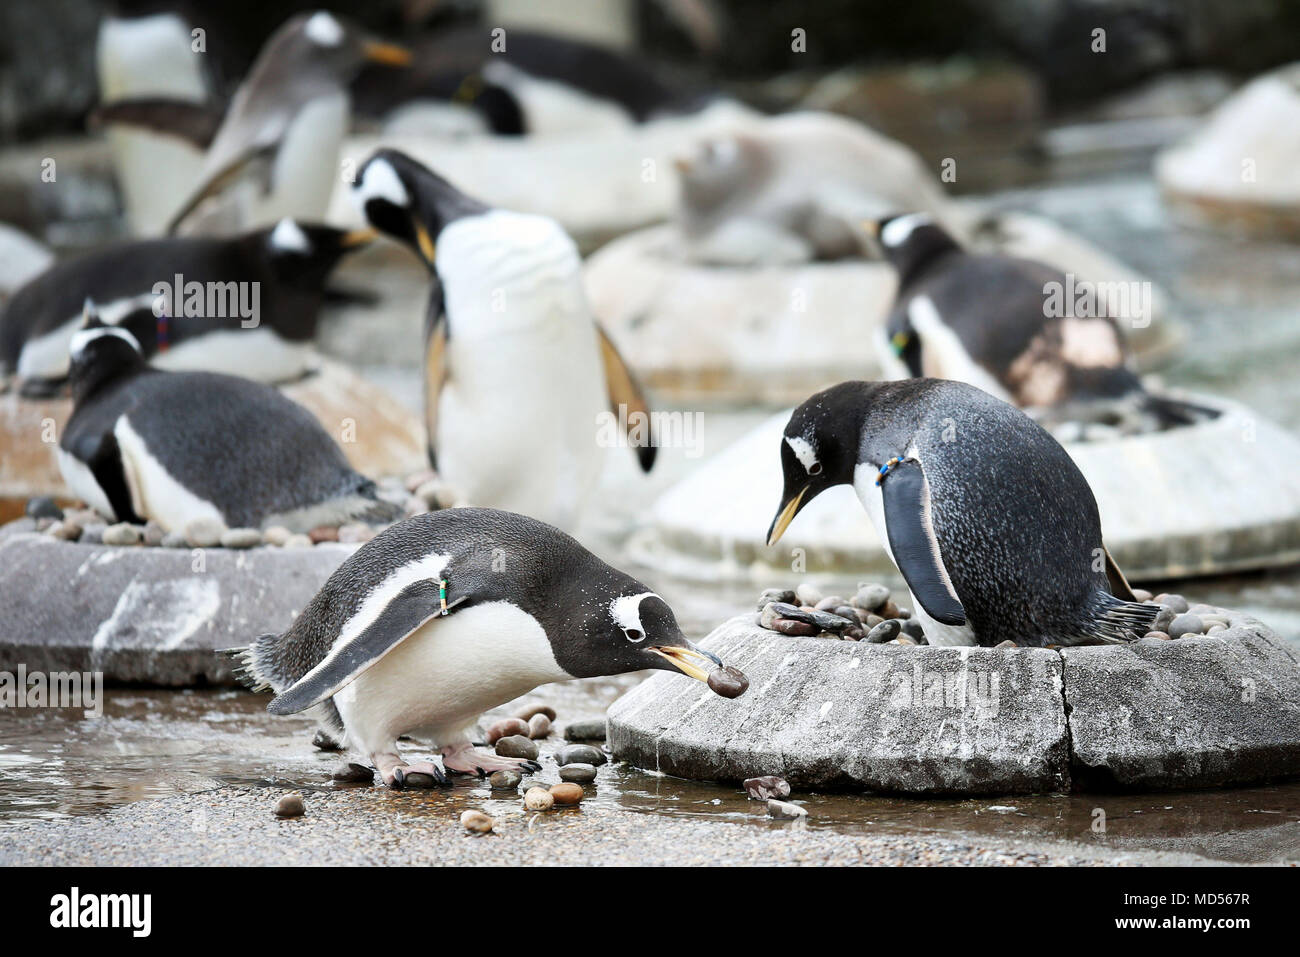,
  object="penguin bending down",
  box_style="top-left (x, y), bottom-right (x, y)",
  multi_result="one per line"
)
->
top-left (868, 212), bottom-right (1210, 428)
top-left (766, 379), bottom-right (1157, 648)
top-left (0, 219), bottom-right (372, 395)
top-left (351, 148), bottom-right (655, 531)
top-left (231, 507), bottom-right (729, 787)
top-left (58, 309), bottom-right (398, 532)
